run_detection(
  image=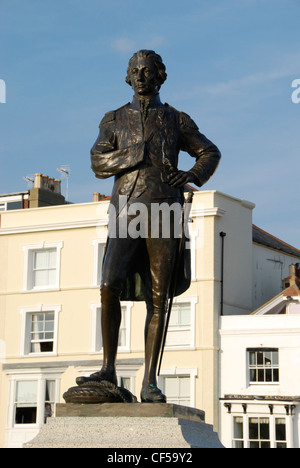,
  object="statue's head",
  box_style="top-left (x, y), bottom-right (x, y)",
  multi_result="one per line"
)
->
top-left (126, 50), bottom-right (167, 96)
